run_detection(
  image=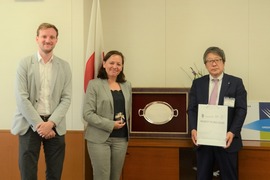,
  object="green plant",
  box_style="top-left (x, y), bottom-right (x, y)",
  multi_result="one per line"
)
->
top-left (180, 64), bottom-right (204, 80)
